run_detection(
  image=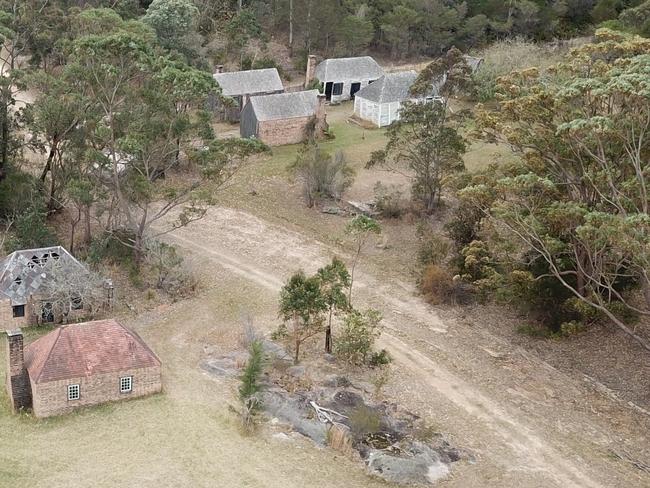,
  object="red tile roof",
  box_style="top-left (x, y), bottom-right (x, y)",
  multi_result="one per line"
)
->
top-left (24, 319), bottom-right (161, 384)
